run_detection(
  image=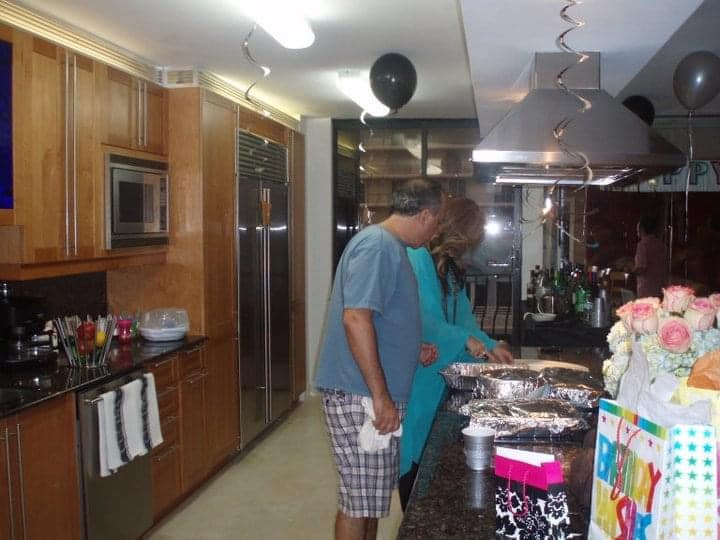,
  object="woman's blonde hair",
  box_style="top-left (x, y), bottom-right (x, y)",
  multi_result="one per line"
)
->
top-left (428, 197), bottom-right (484, 295)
